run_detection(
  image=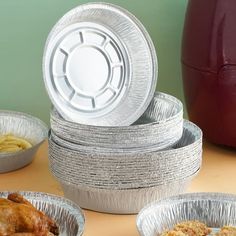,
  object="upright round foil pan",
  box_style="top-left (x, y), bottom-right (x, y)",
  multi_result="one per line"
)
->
top-left (43, 2), bottom-right (158, 126)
